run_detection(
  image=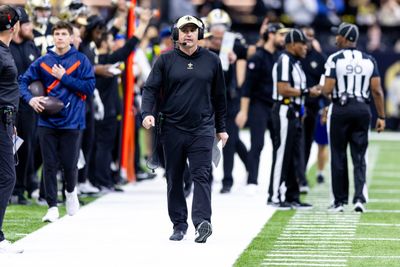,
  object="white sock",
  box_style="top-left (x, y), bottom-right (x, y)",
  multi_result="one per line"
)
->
top-left (317, 170), bottom-right (323, 176)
